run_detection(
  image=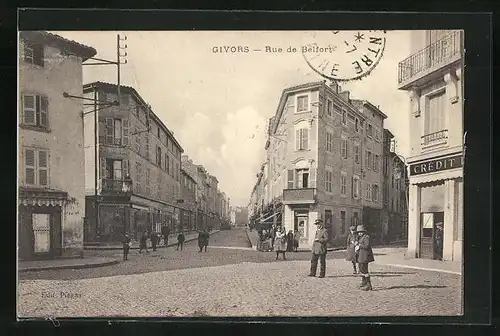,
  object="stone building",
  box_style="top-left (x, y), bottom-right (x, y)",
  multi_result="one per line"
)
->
top-left (397, 30), bottom-right (464, 261)
top-left (261, 81), bottom-right (388, 249)
top-left (82, 82), bottom-right (184, 242)
top-left (180, 168), bottom-right (197, 232)
top-left (18, 31), bottom-right (96, 260)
